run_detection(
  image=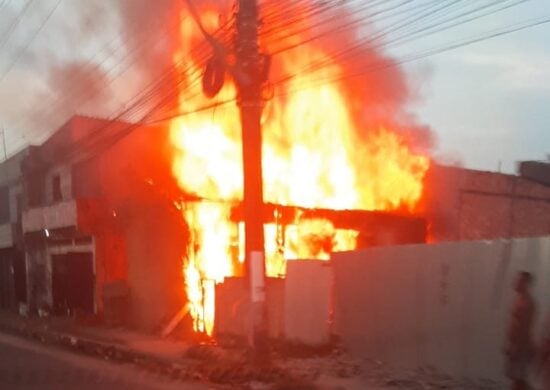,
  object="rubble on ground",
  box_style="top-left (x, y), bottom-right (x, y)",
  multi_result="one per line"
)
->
top-left (0, 312), bottom-right (505, 389)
